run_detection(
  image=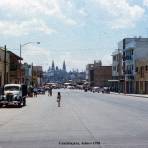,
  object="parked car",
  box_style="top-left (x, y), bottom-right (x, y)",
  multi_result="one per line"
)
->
top-left (67, 85), bottom-right (75, 89)
top-left (102, 87), bottom-right (110, 94)
top-left (92, 87), bottom-right (100, 93)
top-left (0, 84), bottom-right (27, 107)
